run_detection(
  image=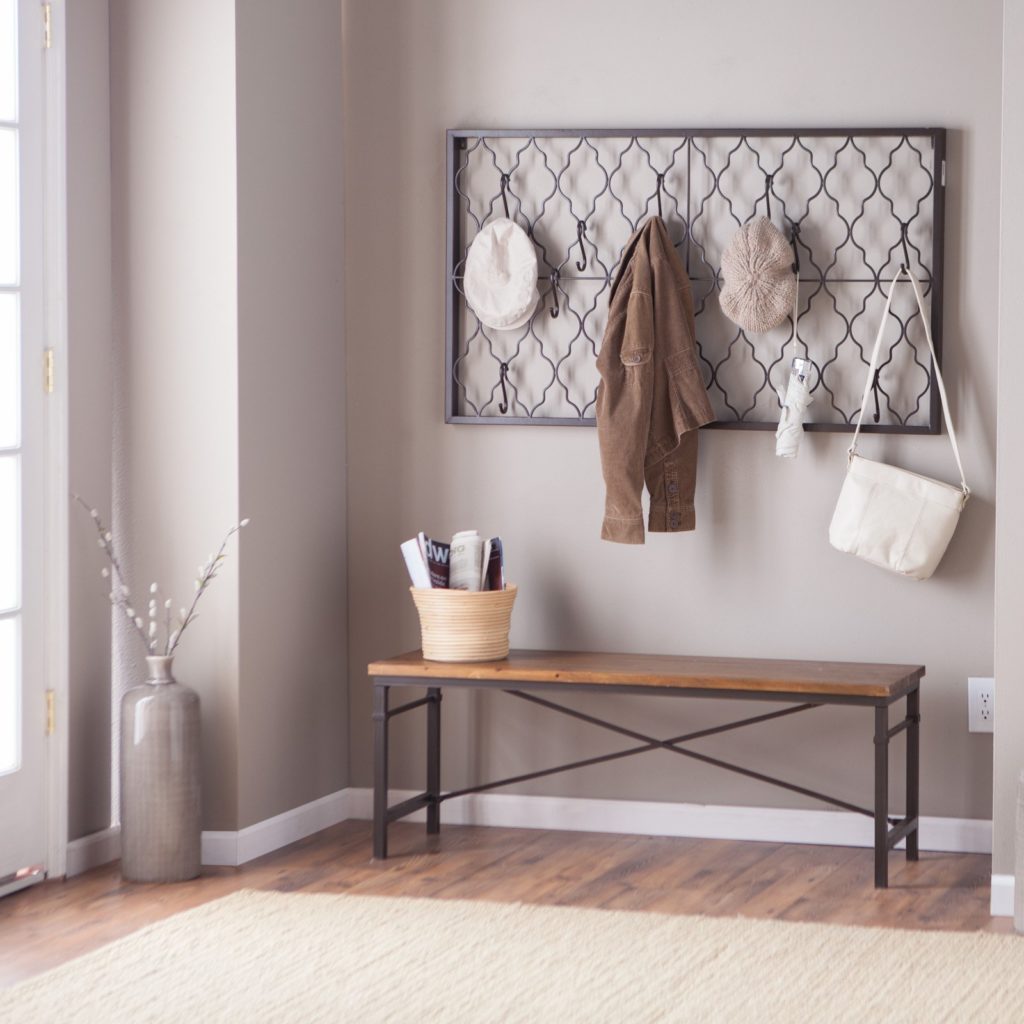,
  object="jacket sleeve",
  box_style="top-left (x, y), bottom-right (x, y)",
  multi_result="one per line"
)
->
top-left (596, 290), bottom-right (655, 544)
